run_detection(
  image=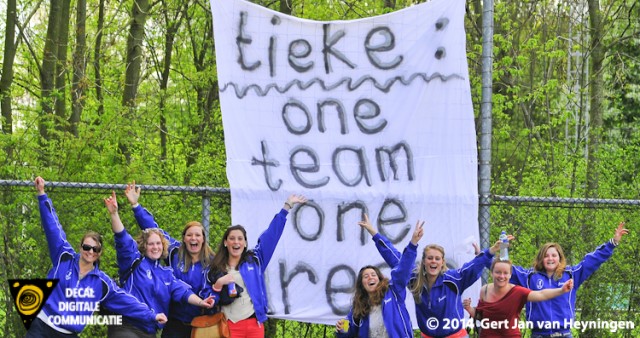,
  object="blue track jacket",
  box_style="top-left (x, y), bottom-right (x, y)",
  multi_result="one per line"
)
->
top-left (233, 208), bottom-right (290, 324)
top-left (36, 194), bottom-right (157, 334)
top-left (510, 240), bottom-right (617, 335)
top-left (114, 228), bottom-right (196, 333)
top-left (336, 240), bottom-right (417, 338)
top-left (132, 204), bottom-right (216, 323)
top-left (374, 233), bottom-right (493, 336)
